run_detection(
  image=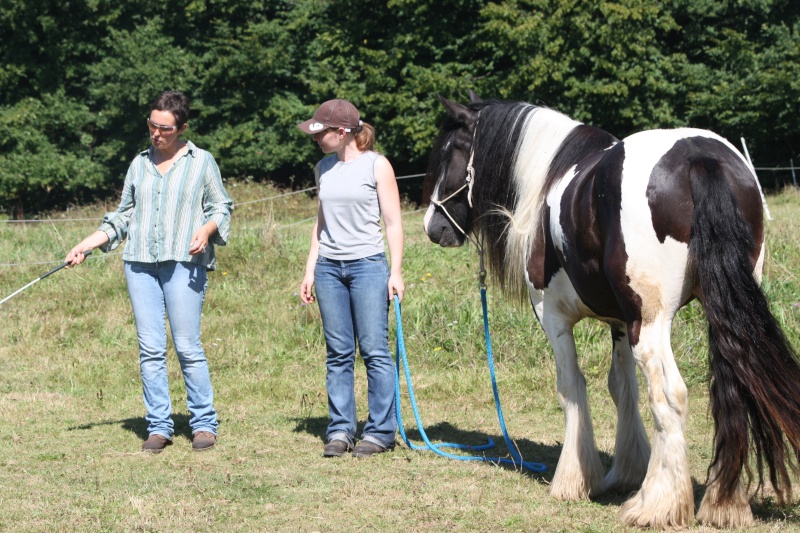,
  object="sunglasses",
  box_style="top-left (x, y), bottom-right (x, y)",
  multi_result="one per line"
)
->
top-left (146, 118), bottom-right (180, 133)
